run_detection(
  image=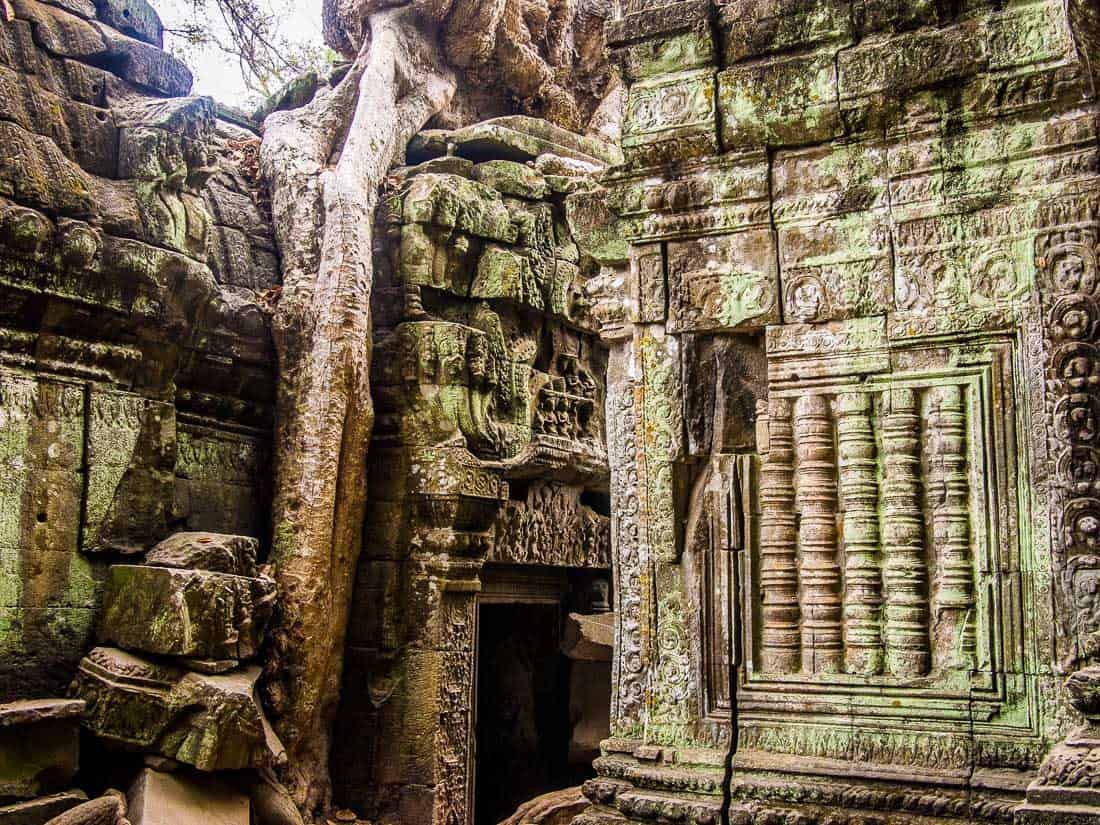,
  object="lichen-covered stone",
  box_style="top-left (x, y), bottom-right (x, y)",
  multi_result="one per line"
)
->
top-left (97, 565), bottom-right (275, 661)
top-left (472, 160), bottom-right (549, 200)
top-left (72, 647), bottom-right (284, 771)
top-left (144, 532), bottom-right (258, 578)
top-left (400, 173), bottom-right (516, 243)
